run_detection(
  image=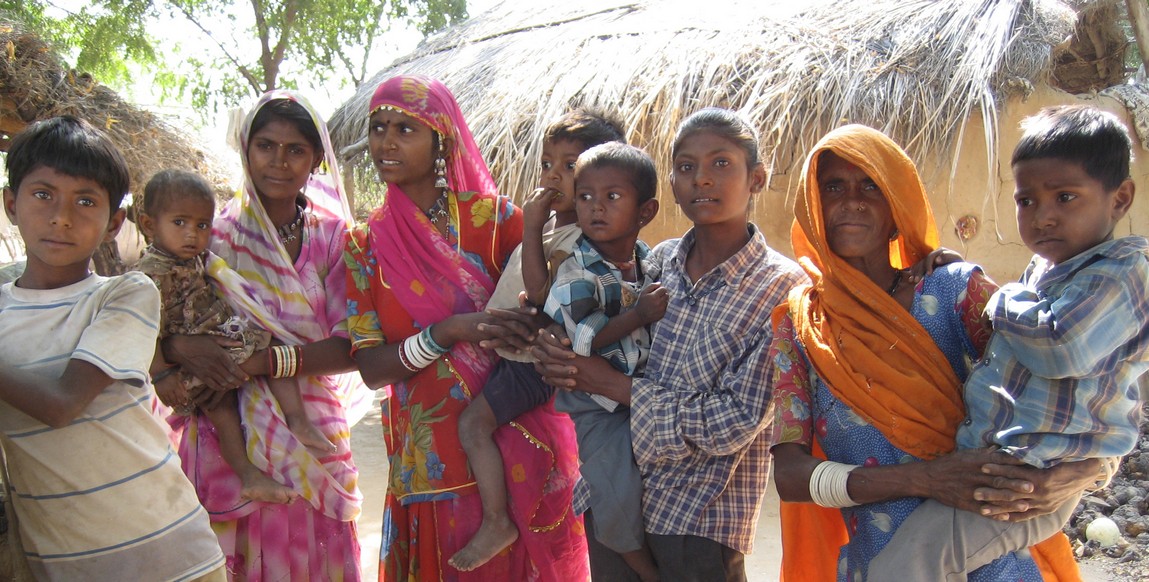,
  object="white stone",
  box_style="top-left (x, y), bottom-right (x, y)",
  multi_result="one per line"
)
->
top-left (1085, 516), bottom-right (1122, 547)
